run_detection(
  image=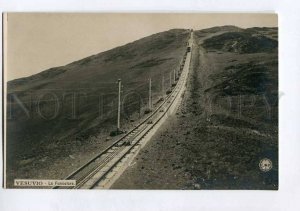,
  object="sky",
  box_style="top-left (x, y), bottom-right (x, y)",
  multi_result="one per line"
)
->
top-left (5, 13), bottom-right (277, 80)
